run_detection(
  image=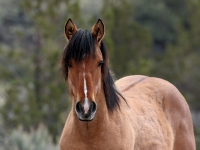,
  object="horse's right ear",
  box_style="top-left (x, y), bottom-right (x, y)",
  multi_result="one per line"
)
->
top-left (65, 19), bottom-right (77, 40)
